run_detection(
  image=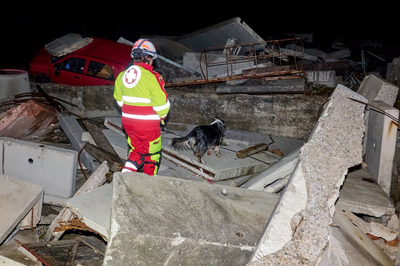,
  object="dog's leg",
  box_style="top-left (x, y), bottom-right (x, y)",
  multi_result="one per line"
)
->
top-left (215, 145), bottom-right (221, 158)
top-left (194, 152), bottom-right (206, 164)
top-left (207, 148), bottom-right (212, 156)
